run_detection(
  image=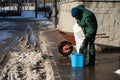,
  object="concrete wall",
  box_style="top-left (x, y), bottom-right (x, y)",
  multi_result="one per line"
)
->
top-left (58, 1), bottom-right (120, 47)
top-left (58, 1), bottom-right (80, 32)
